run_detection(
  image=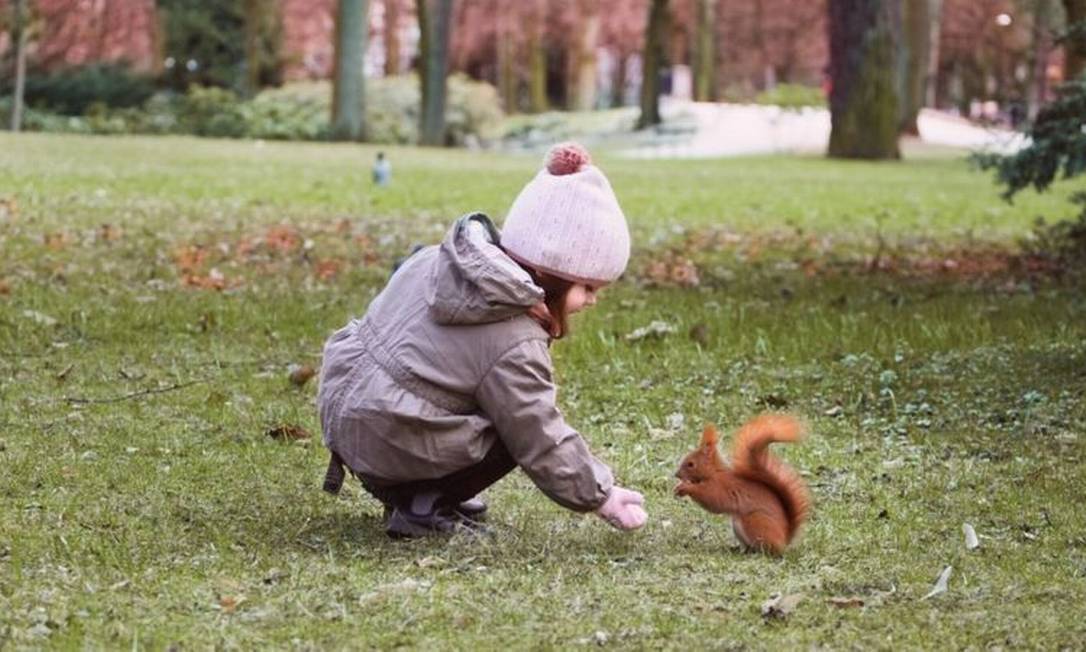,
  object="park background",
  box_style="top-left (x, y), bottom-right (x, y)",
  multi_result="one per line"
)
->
top-left (2, 0), bottom-right (1086, 649)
